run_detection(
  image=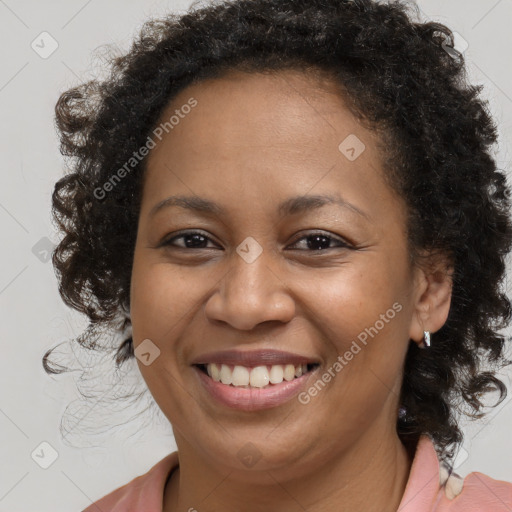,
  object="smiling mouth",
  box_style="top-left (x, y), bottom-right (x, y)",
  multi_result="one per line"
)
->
top-left (194, 363), bottom-right (320, 389)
